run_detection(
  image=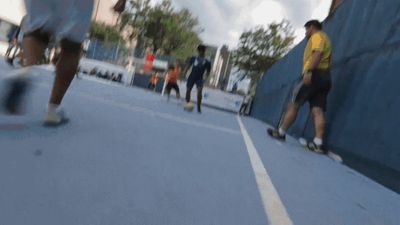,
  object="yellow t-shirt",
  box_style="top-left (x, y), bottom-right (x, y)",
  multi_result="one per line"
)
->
top-left (303, 31), bottom-right (332, 73)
